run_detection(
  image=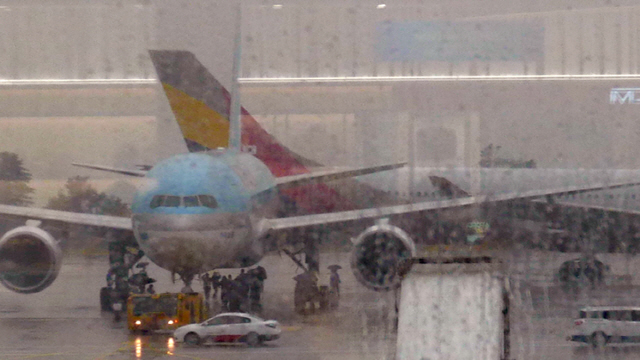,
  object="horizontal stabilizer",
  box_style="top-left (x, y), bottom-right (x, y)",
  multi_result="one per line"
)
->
top-left (275, 162), bottom-right (407, 189)
top-left (72, 163), bottom-right (147, 177)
